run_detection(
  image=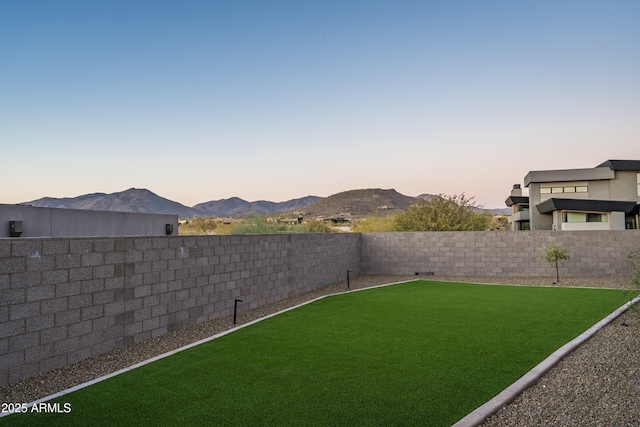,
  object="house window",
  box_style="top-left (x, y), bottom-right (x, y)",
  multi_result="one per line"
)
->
top-left (562, 212), bottom-right (608, 223)
top-left (587, 213), bottom-right (607, 222)
top-left (564, 212), bottom-right (584, 223)
top-left (517, 205), bottom-right (529, 212)
top-left (637, 172), bottom-right (639, 196)
top-left (540, 186), bottom-right (588, 194)
top-left (518, 221), bottom-right (530, 230)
